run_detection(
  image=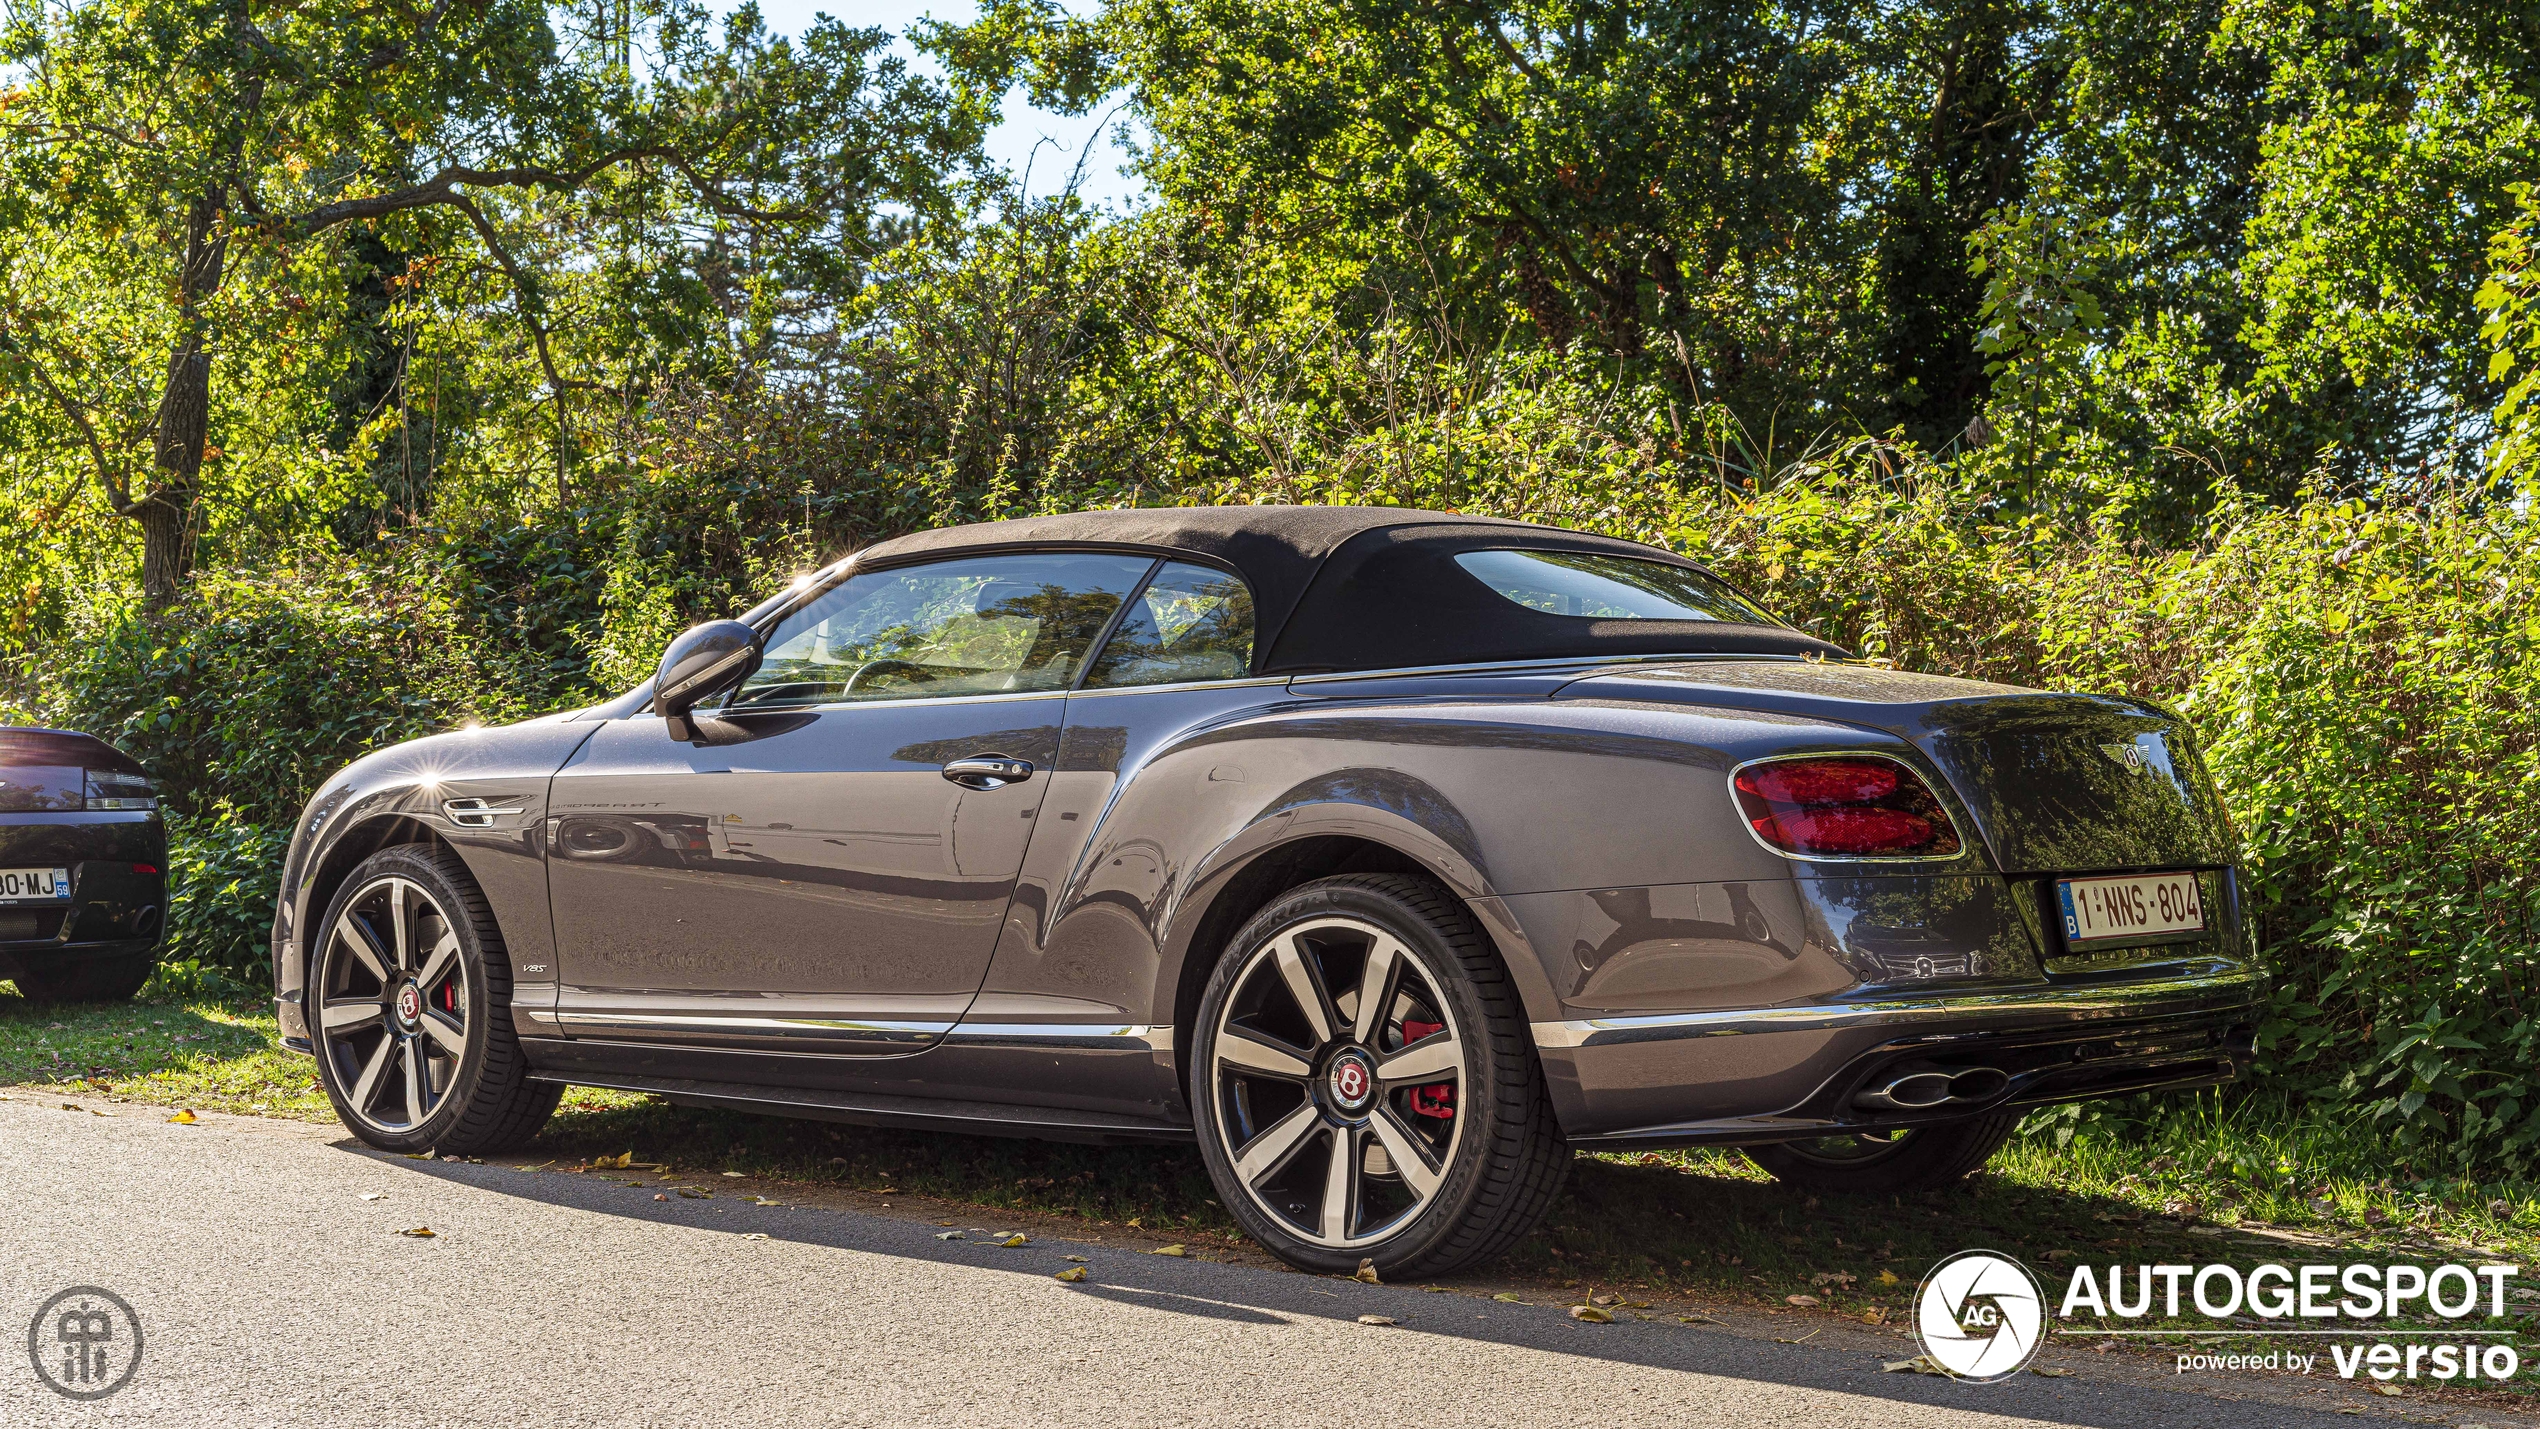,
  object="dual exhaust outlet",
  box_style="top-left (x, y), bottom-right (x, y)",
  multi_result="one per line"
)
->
top-left (1854, 1064), bottom-right (2010, 1112)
